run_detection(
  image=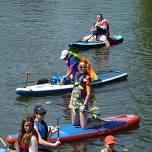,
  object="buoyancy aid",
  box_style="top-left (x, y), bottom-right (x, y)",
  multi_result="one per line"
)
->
top-left (94, 19), bottom-right (110, 36)
top-left (70, 72), bottom-right (90, 112)
top-left (70, 72), bottom-right (99, 117)
top-left (18, 130), bottom-right (38, 152)
top-left (34, 120), bottom-right (48, 150)
top-left (34, 120), bottom-right (48, 140)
